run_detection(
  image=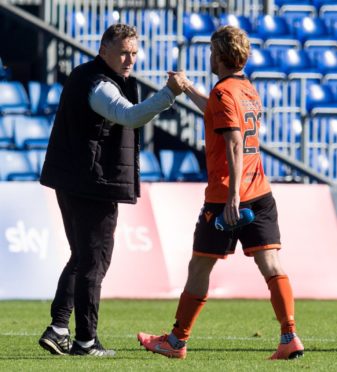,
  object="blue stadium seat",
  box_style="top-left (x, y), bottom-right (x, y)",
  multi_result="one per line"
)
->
top-left (66, 10), bottom-right (102, 37)
top-left (287, 70), bottom-right (323, 112)
top-left (139, 150), bottom-right (162, 181)
top-left (306, 83), bottom-right (337, 113)
top-left (279, 5), bottom-right (317, 33)
top-left (28, 81), bottom-right (50, 115)
top-left (42, 83), bottom-right (63, 115)
top-left (183, 13), bottom-right (216, 43)
top-left (122, 9), bottom-right (176, 37)
top-left (13, 116), bottom-right (50, 149)
top-left (266, 40), bottom-right (301, 62)
top-left (255, 15), bottom-right (293, 40)
top-left (312, 0), bottom-right (337, 9)
top-left (44, 83), bottom-right (62, 114)
top-left (0, 149), bottom-right (38, 181)
top-left (278, 49), bottom-right (316, 74)
top-left (293, 16), bottom-right (330, 43)
top-left (218, 14), bottom-right (263, 47)
top-left (28, 81), bottom-right (62, 115)
top-left (313, 49), bottom-right (337, 73)
top-left (255, 16), bottom-right (301, 66)
top-left (304, 40), bottom-right (337, 63)
top-left (0, 81), bottom-right (30, 114)
top-left (159, 149), bottom-right (203, 181)
top-left (319, 5), bottom-right (337, 34)
top-left (144, 9), bottom-right (175, 35)
top-left (219, 14), bottom-right (254, 33)
top-left (244, 49), bottom-right (279, 77)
